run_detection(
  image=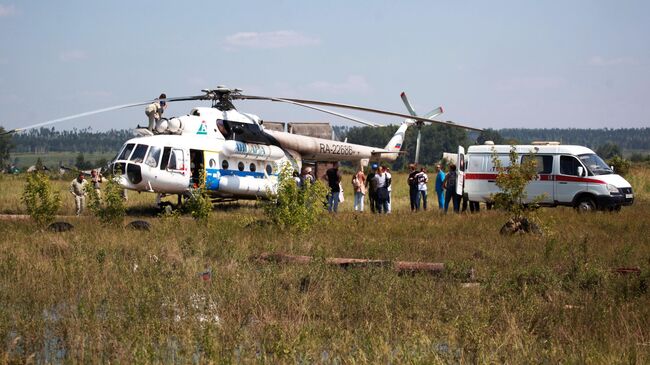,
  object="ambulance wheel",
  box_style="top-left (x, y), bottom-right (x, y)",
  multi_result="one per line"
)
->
top-left (575, 197), bottom-right (596, 213)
